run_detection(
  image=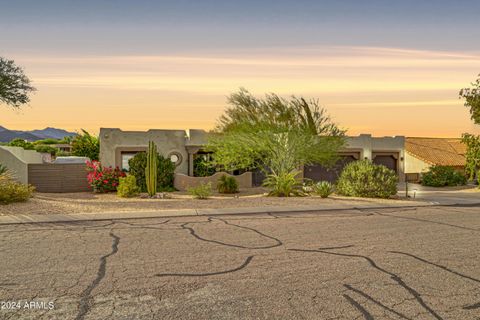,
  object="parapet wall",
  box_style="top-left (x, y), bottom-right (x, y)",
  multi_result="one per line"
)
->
top-left (0, 146), bottom-right (43, 184)
top-left (174, 172), bottom-right (252, 191)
